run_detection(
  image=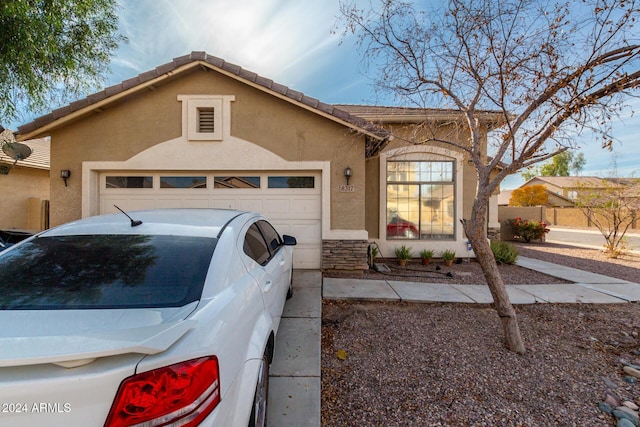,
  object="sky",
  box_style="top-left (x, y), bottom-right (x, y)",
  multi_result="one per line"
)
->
top-left (9, 0), bottom-right (640, 189)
